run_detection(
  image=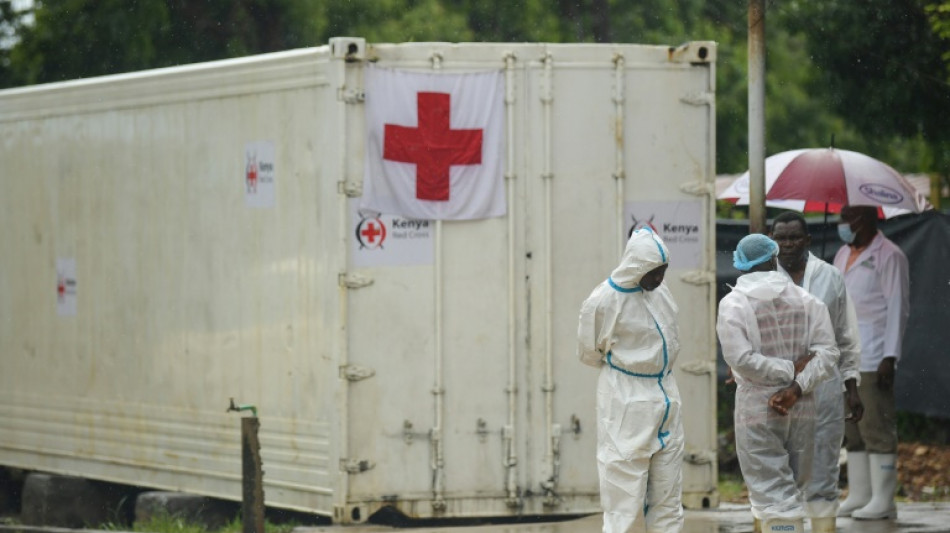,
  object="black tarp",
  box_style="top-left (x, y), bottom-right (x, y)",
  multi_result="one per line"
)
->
top-left (715, 210), bottom-right (950, 419)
